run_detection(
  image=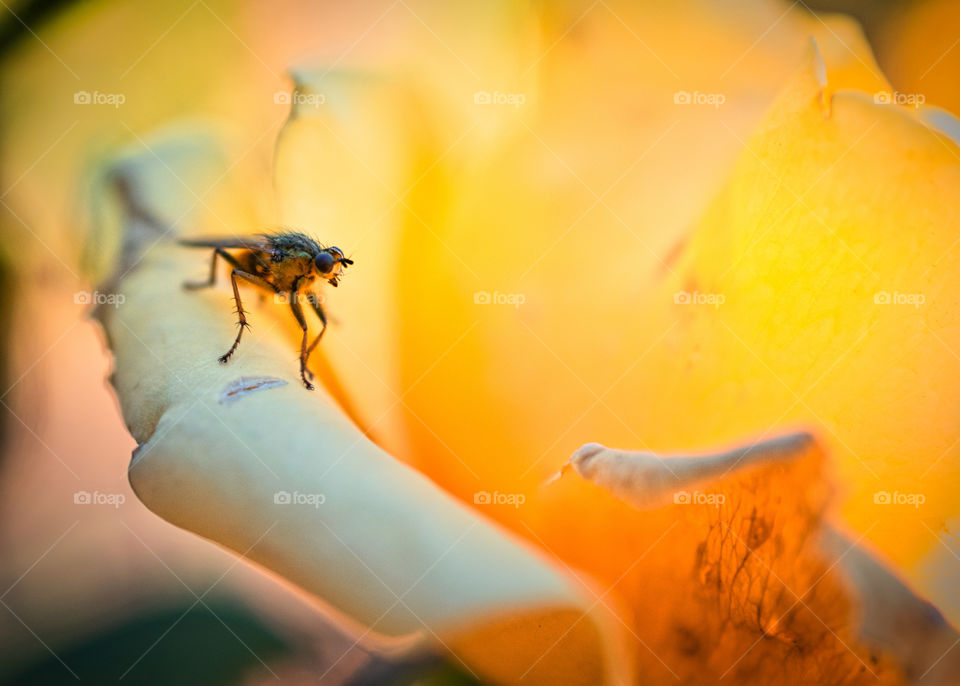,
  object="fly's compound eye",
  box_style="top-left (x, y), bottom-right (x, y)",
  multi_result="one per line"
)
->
top-left (314, 252), bottom-right (336, 274)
